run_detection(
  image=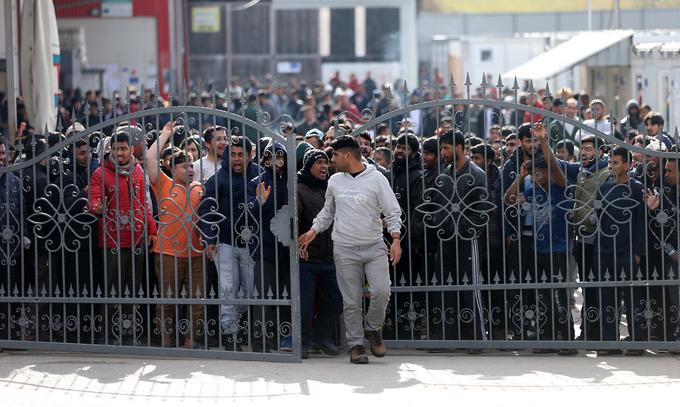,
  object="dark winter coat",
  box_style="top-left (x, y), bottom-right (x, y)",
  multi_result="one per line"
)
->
top-left (198, 150), bottom-right (263, 248)
top-left (297, 173), bottom-right (333, 263)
